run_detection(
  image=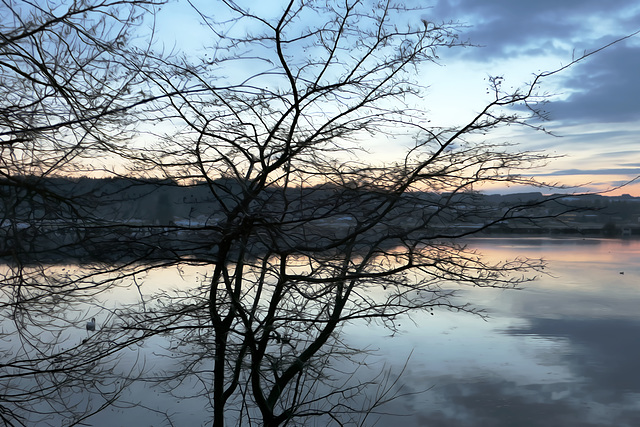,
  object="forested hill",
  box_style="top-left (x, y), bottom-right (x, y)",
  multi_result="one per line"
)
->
top-left (2, 176), bottom-right (640, 236)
